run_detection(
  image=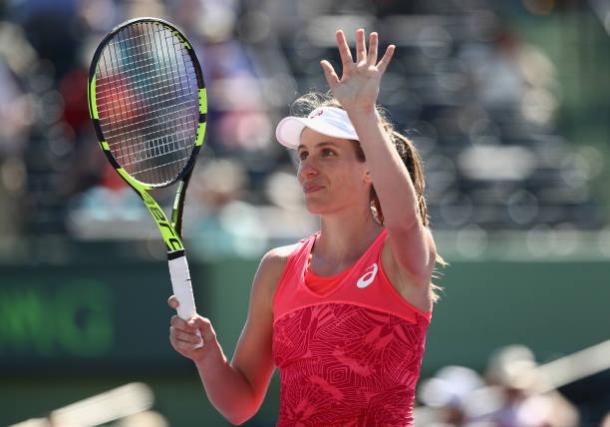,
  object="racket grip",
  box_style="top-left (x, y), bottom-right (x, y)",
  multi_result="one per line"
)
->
top-left (168, 253), bottom-right (204, 348)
